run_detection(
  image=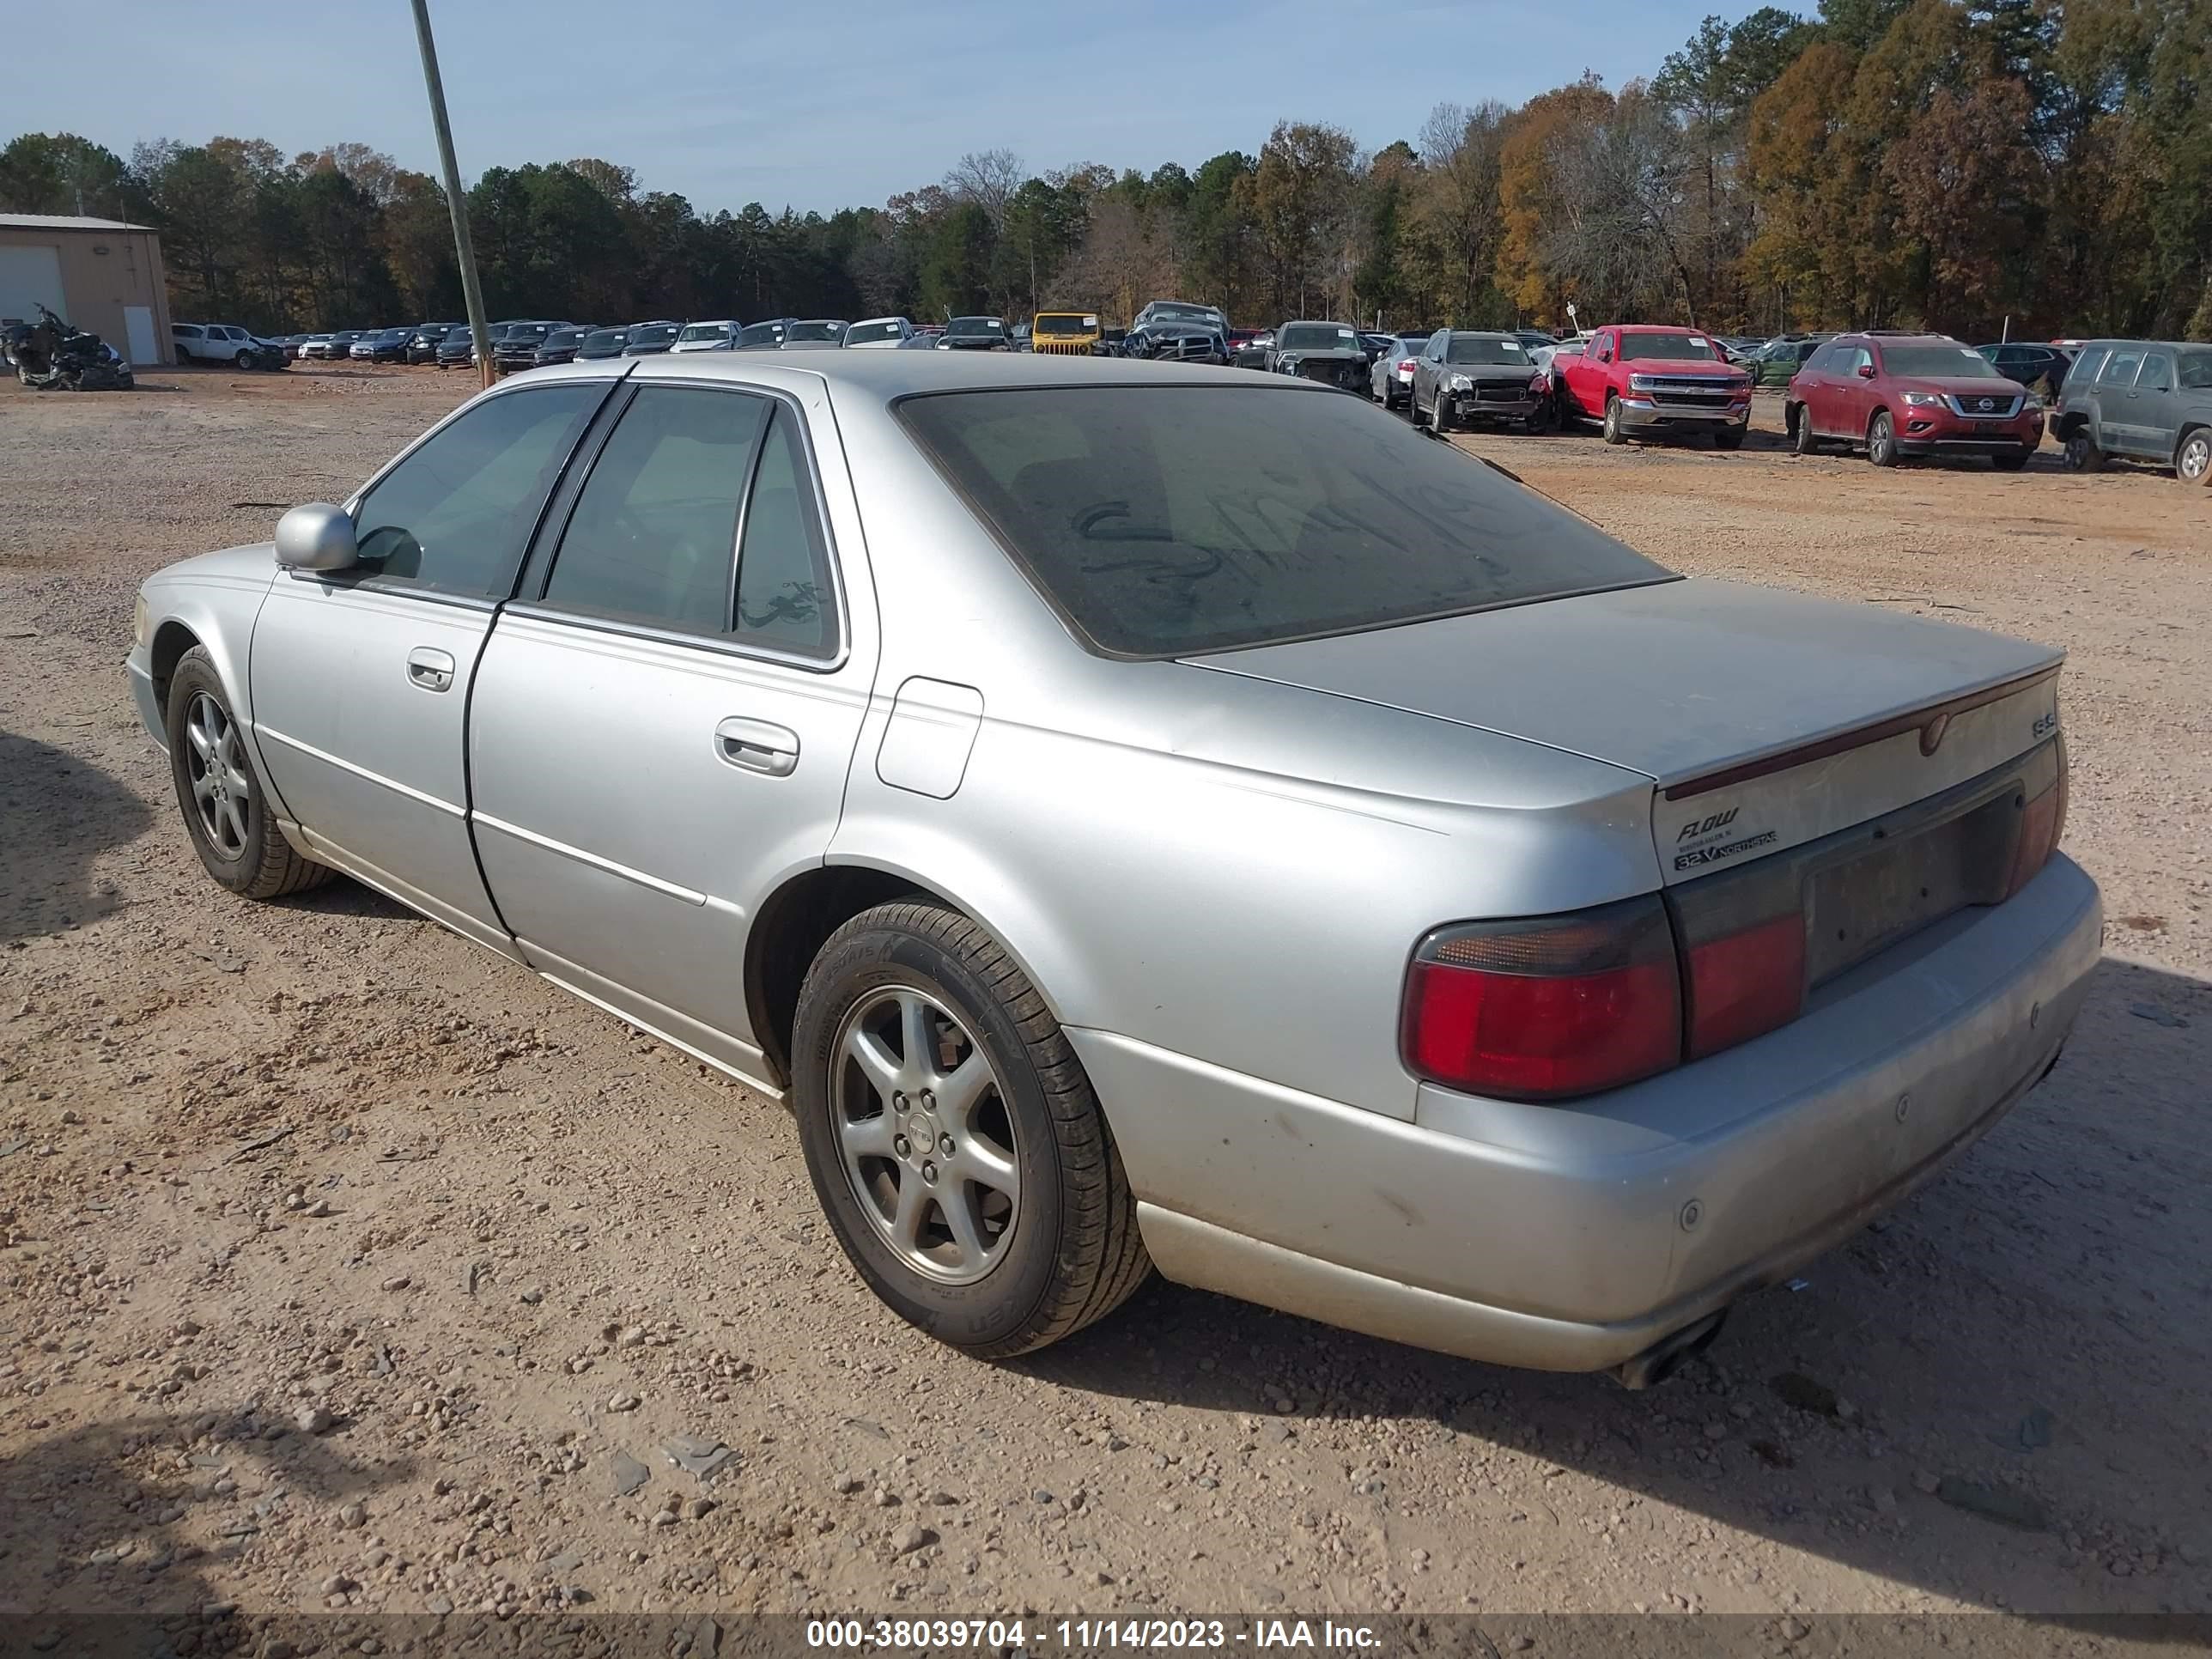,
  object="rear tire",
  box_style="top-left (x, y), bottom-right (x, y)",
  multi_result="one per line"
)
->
top-left (792, 899), bottom-right (1151, 1358)
top-left (2176, 428), bottom-right (2211, 485)
top-left (1868, 410), bottom-right (1899, 467)
top-left (165, 647), bottom-right (335, 900)
top-left (2063, 430), bottom-right (2103, 472)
